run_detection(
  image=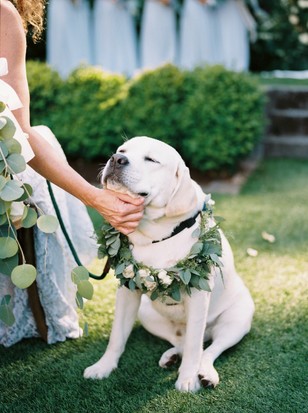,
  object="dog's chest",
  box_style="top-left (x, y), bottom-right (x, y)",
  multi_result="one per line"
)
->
top-left (131, 224), bottom-right (199, 269)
